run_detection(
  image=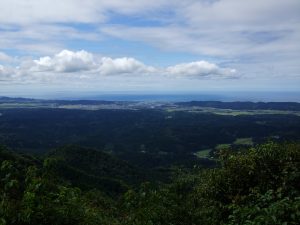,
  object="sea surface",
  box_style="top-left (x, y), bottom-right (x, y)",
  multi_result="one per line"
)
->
top-left (1, 91), bottom-right (300, 102)
top-left (46, 91), bottom-right (300, 102)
